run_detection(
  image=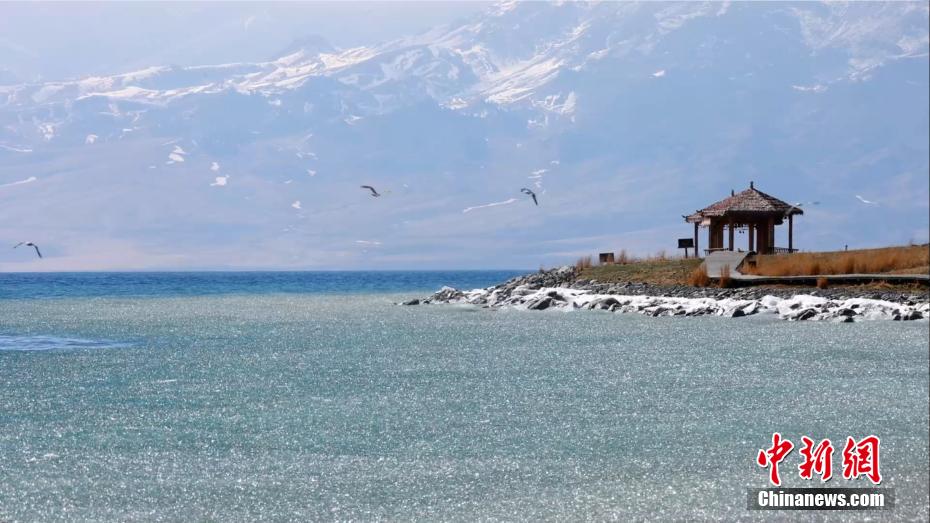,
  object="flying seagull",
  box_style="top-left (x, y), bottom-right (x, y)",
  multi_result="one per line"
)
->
top-left (520, 187), bottom-right (538, 206)
top-left (855, 195), bottom-right (877, 205)
top-left (360, 185), bottom-right (380, 197)
top-left (785, 201), bottom-right (820, 216)
top-left (13, 241), bottom-right (42, 258)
